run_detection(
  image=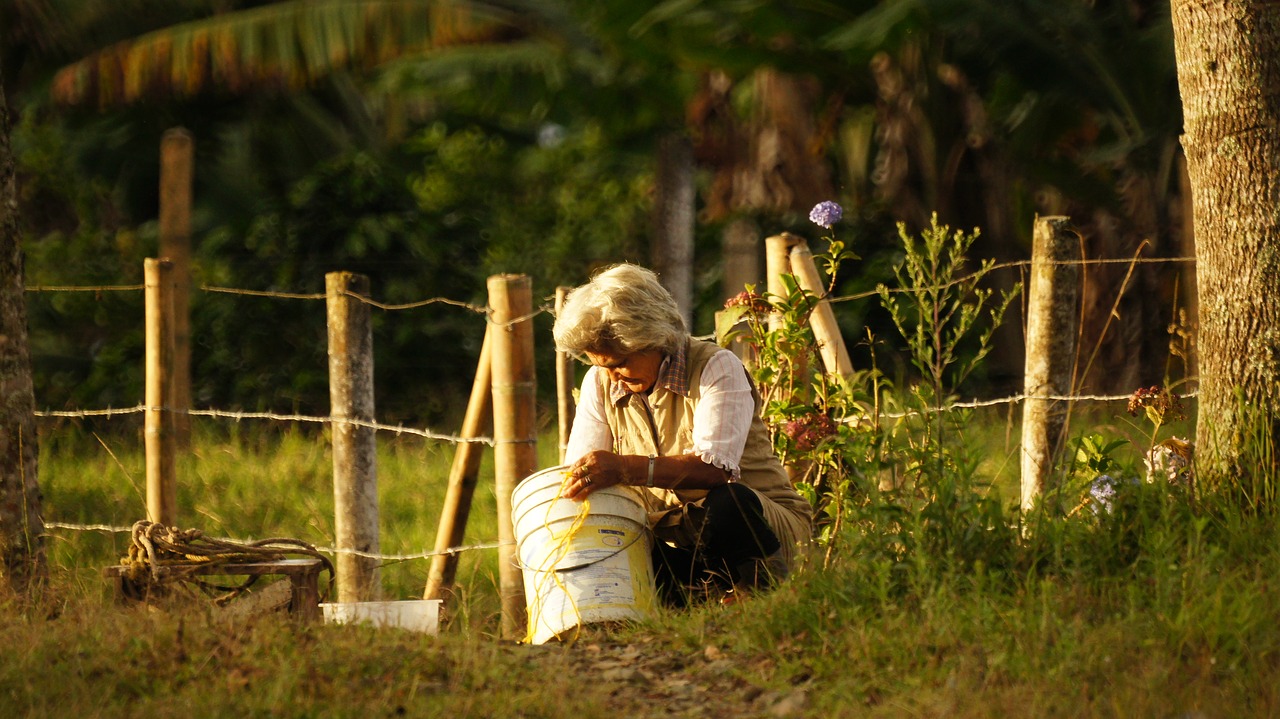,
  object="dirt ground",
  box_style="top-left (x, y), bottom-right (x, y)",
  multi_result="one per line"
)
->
top-left (519, 628), bottom-right (812, 718)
